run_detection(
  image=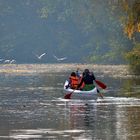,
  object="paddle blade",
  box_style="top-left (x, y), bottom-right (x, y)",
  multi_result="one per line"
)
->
top-left (97, 89), bottom-right (104, 99)
top-left (95, 80), bottom-right (107, 89)
top-left (64, 93), bottom-right (72, 99)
